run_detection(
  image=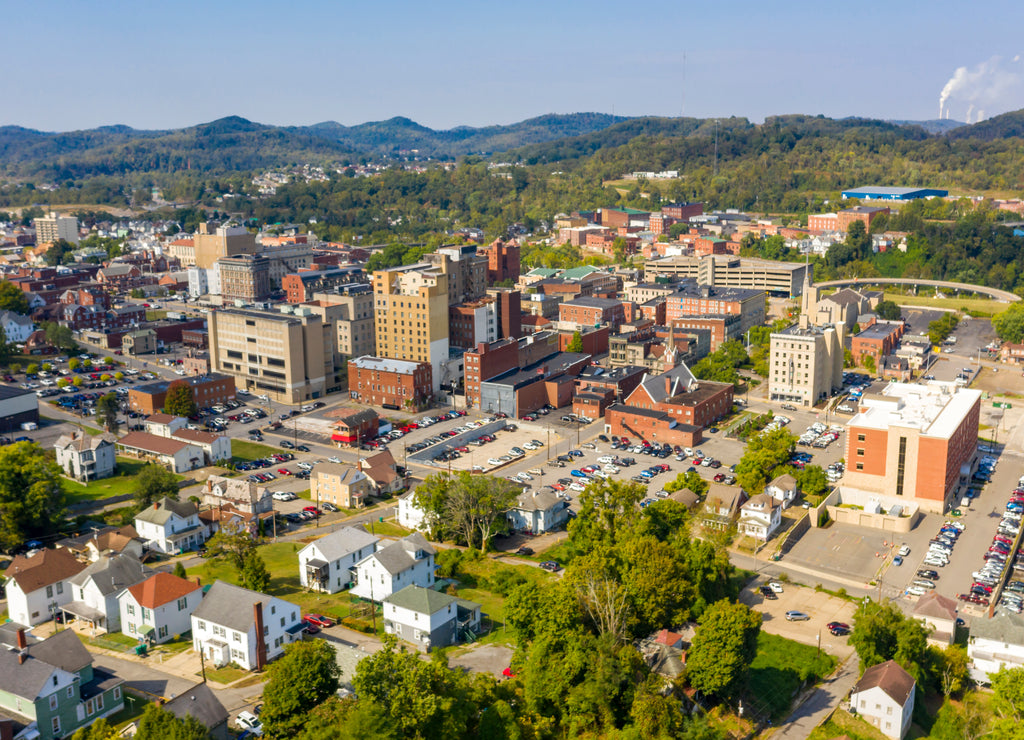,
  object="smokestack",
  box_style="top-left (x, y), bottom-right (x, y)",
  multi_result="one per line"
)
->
top-left (253, 603), bottom-right (267, 671)
top-left (16, 629), bottom-right (26, 651)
